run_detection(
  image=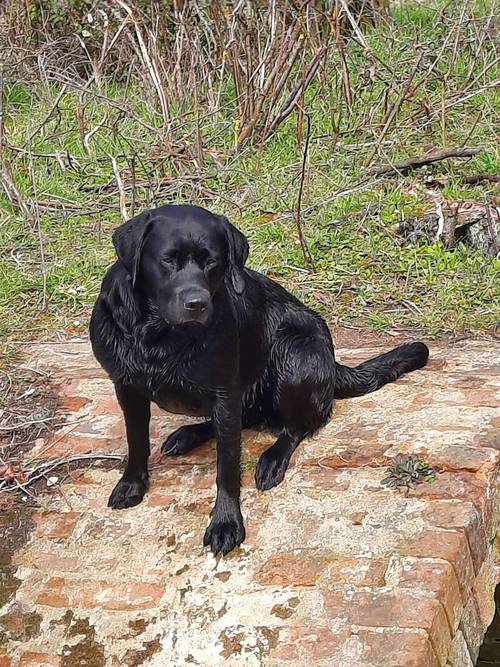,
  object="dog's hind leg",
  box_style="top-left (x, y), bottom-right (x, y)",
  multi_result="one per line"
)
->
top-left (255, 333), bottom-right (335, 491)
top-left (162, 420), bottom-right (214, 456)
